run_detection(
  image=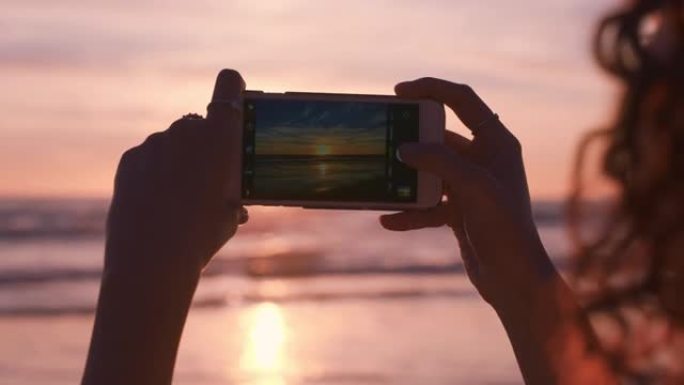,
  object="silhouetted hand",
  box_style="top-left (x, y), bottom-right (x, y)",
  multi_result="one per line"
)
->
top-left (381, 77), bottom-right (554, 309)
top-left (105, 69), bottom-right (247, 279)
